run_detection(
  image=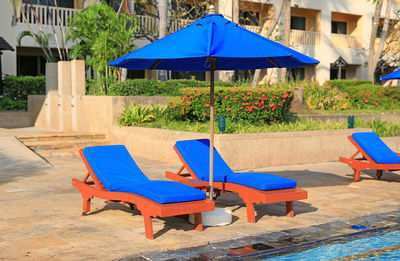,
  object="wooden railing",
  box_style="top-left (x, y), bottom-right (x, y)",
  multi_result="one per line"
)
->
top-left (290, 30), bottom-right (320, 46)
top-left (18, 4), bottom-right (79, 27)
top-left (330, 33), bottom-right (362, 49)
top-left (137, 15), bottom-right (193, 35)
top-left (137, 15), bottom-right (158, 34)
top-left (241, 25), bottom-right (261, 33)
